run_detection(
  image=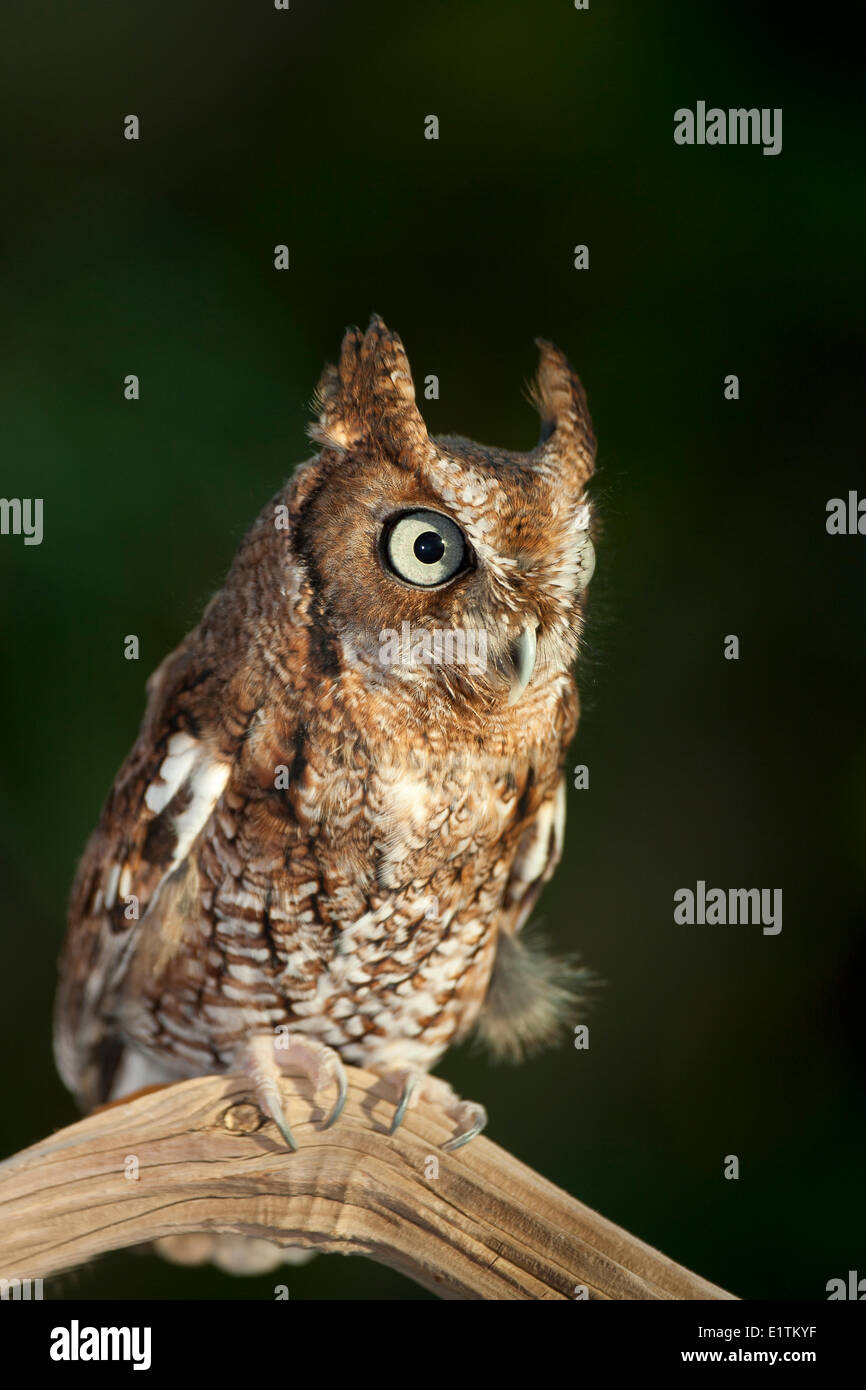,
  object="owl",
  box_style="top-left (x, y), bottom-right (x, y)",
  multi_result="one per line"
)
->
top-left (54, 316), bottom-right (597, 1271)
